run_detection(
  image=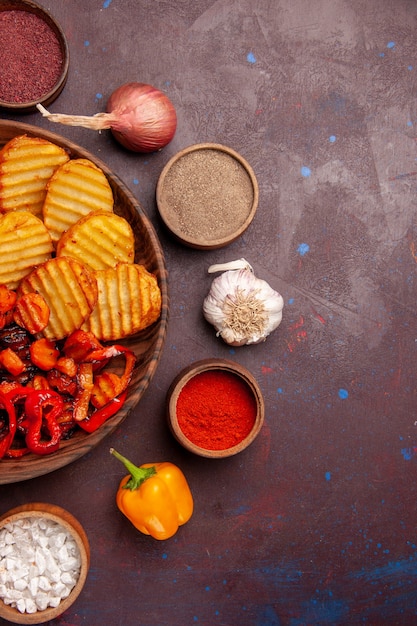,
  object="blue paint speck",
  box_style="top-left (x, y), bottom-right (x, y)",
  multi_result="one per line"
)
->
top-left (401, 448), bottom-right (414, 460)
top-left (277, 388), bottom-right (283, 394)
top-left (407, 121), bottom-right (413, 127)
top-left (288, 298), bottom-right (294, 304)
top-left (387, 41), bottom-right (395, 49)
top-left (338, 388), bottom-right (349, 399)
top-left (379, 52), bottom-right (385, 57)
top-left (408, 65), bottom-right (413, 70)
top-left (133, 178), bottom-right (139, 185)
top-left (301, 166), bottom-right (311, 177)
top-left (329, 135), bottom-right (336, 143)
top-left (325, 471), bottom-right (331, 481)
top-left (103, 0), bottom-right (112, 7)
top-left (162, 553), bottom-right (168, 559)
top-left (84, 40), bottom-right (90, 47)
top-left (247, 52), bottom-right (256, 64)
top-left (95, 93), bottom-right (103, 100)
top-left (297, 243), bottom-right (310, 256)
